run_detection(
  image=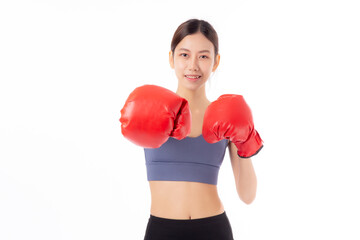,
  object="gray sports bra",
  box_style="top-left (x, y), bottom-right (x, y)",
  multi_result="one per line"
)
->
top-left (144, 134), bottom-right (229, 185)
